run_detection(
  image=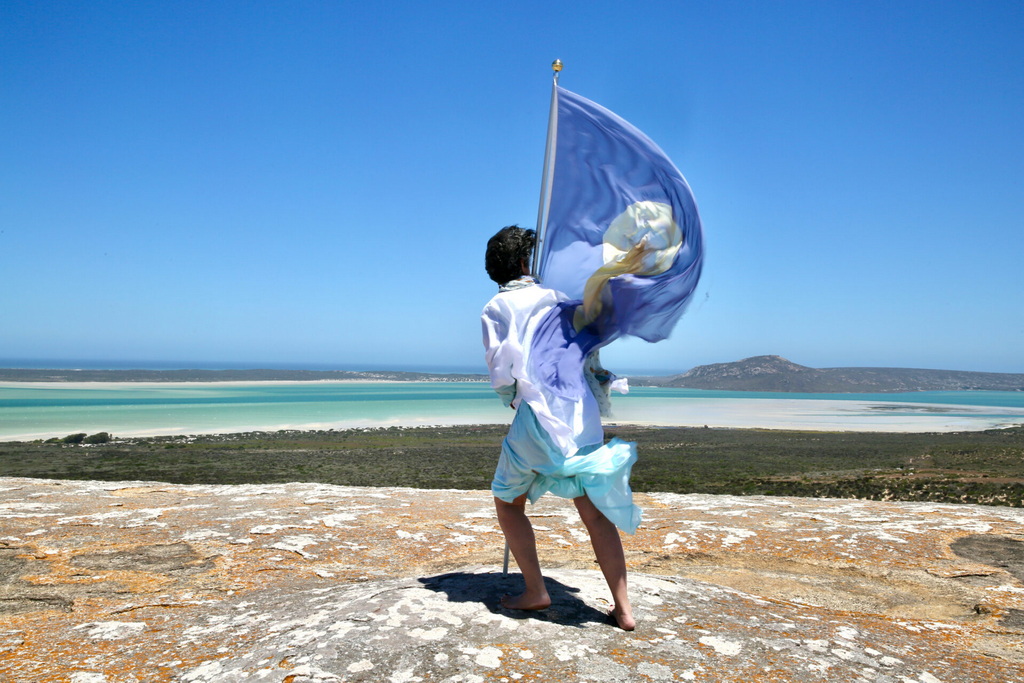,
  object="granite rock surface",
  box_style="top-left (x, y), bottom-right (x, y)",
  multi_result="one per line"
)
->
top-left (1, 477), bottom-right (1023, 682)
